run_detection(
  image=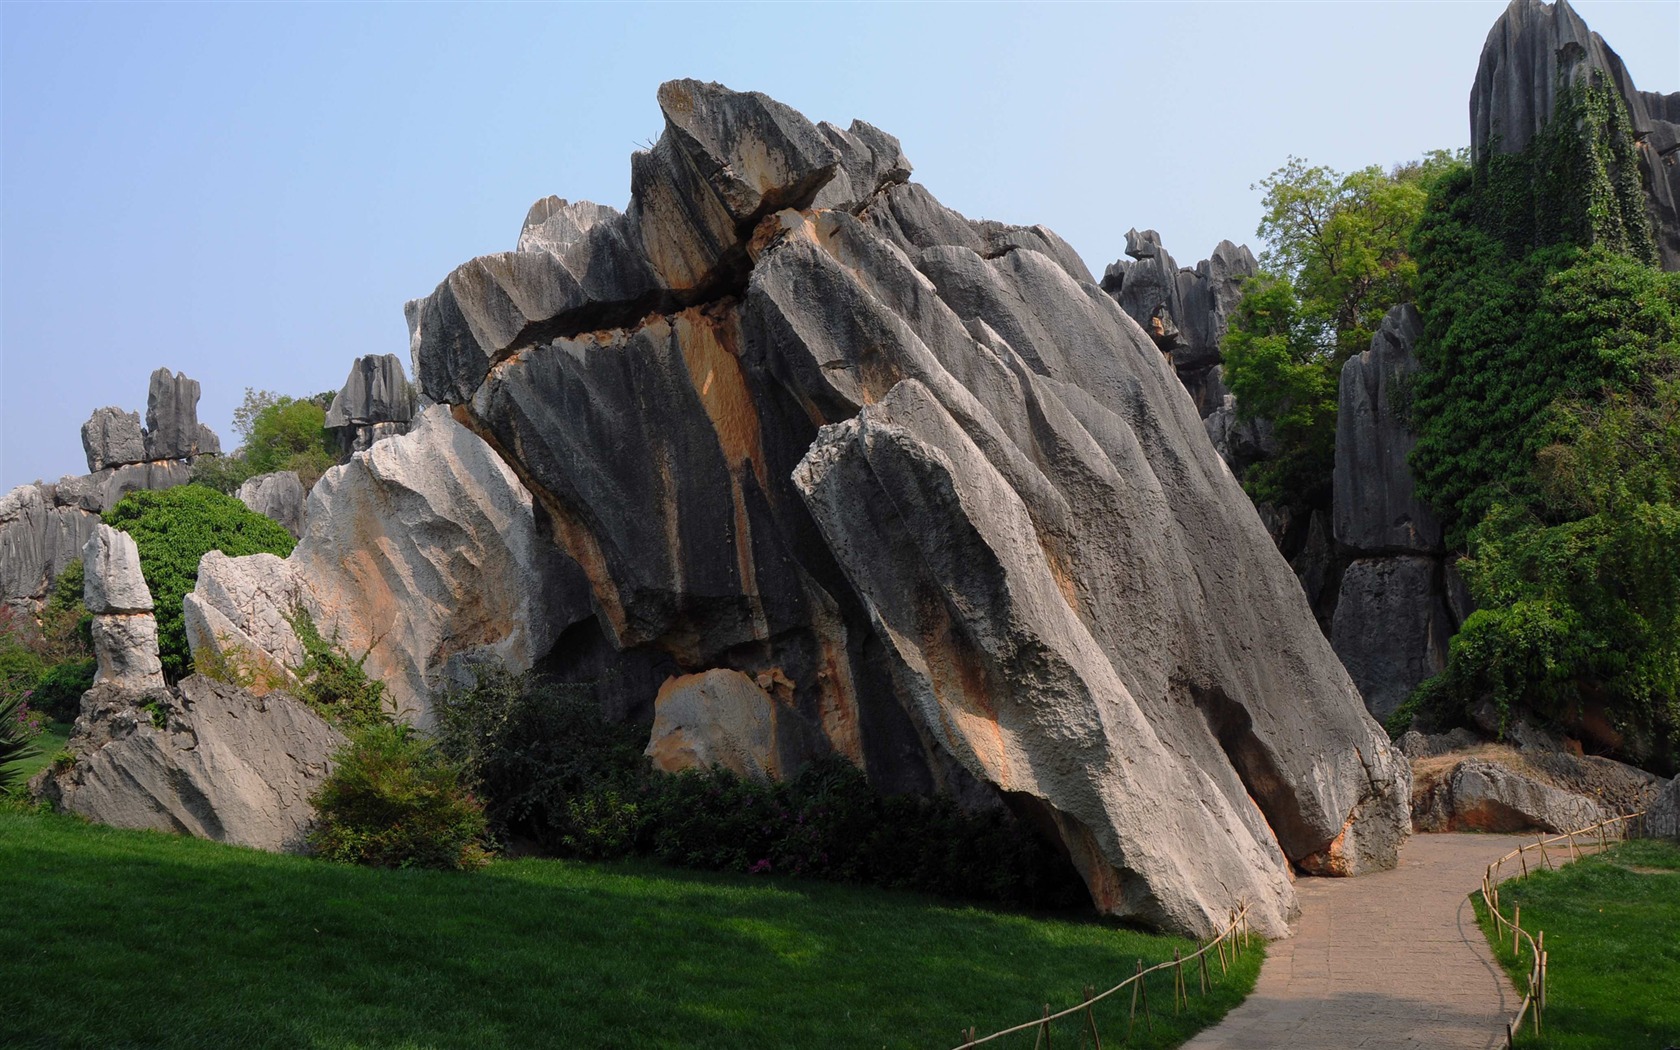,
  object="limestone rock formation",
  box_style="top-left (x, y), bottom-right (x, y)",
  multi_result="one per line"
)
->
top-left (1648, 776), bottom-right (1680, 840)
top-left (403, 79), bottom-right (1411, 937)
top-left (236, 471), bottom-right (306, 538)
top-left (325, 354), bottom-right (417, 457)
top-left (0, 481), bottom-right (100, 611)
top-left (1329, 306), bottom-right (1467, 718)
top-left (83, 524), bottom-right (164, 692)
top-left (646, 668), bottom-right (825, 781)
top-left (81, 369), bottom-right (218, 473)
top-left (1472, 0), bottom-right (1680, 270)
top-left (1101, 231), bottom-right (1258, 415)
top-left (183, 551), bottom-right (312, 695)
top-left (81, 407), bottom-right (148, 472)
top-left (32, 675), bottom-right (345, 854)
top-left (186, 405), bottom-right (584, 726)
top-left (1412, 758), bottom-right (1606, 833)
